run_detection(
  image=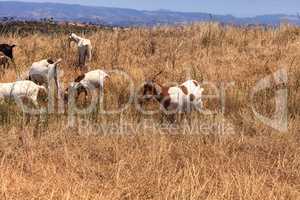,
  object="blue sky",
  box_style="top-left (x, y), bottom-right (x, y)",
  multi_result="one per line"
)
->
top-left (1, 0), bottom-right (300, 16)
